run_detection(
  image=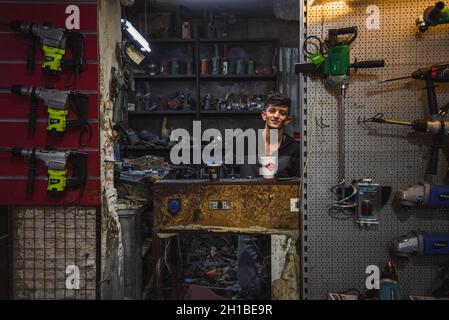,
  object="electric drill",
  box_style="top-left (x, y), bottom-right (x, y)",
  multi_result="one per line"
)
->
top-left (10, 21), bottom-right (85, 76)
top-left (9, 85), bottom-right (90, 146)
top-left (295, 26), bottom-right (385, 95)
top-left (377, 63), bottom-right (449, 114)
top-left (391, 231), bottom-right (449, 257)
top-left (369, 117), bottom-right (449, 180)
top-left (2, 147), bottom-right (88, 196)
top-left (375, 63), bottom-right (449, 180)
top-left (417, 2), bottom-right (449, 32)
